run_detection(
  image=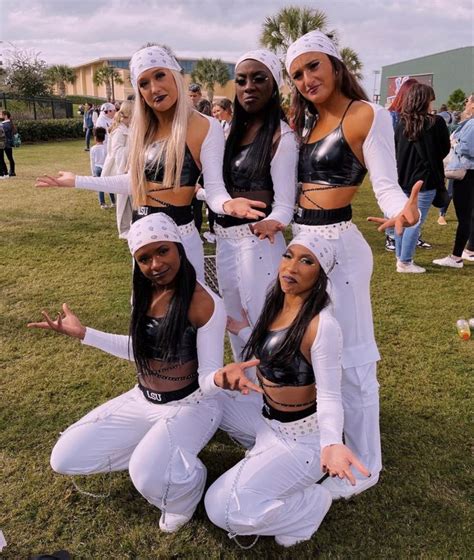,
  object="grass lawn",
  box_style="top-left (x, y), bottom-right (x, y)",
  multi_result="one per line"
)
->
top-left (1, 140), bottom-right (472, 559)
